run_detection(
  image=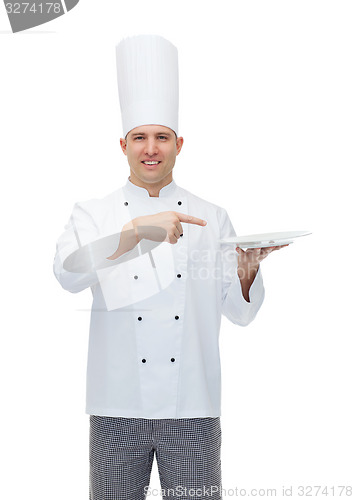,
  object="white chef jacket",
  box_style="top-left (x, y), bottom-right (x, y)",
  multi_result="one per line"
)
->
top-left (53, 178), bottom-right (265, 418)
